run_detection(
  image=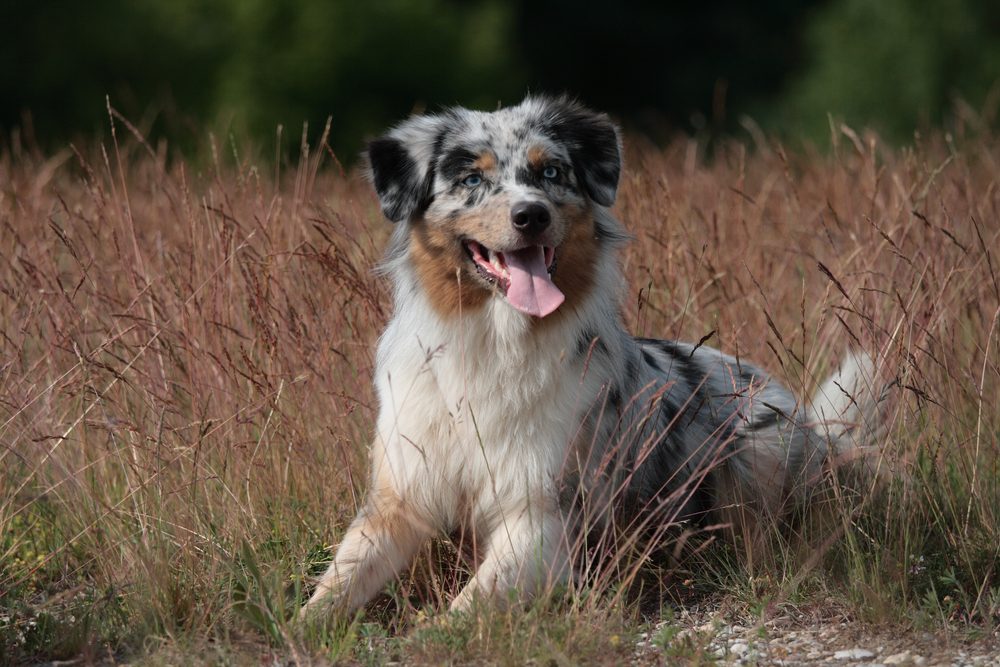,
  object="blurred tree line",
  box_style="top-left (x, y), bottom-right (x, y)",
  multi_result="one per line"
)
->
top-left (1, 0), bottom-right (997, 158)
